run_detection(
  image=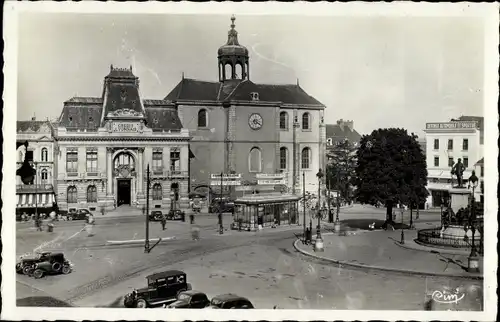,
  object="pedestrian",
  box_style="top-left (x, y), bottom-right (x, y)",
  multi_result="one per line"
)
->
top-left (161, 214), bottom-right (167, 231)
top-left (85, 213), bottom-right (95, 236)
